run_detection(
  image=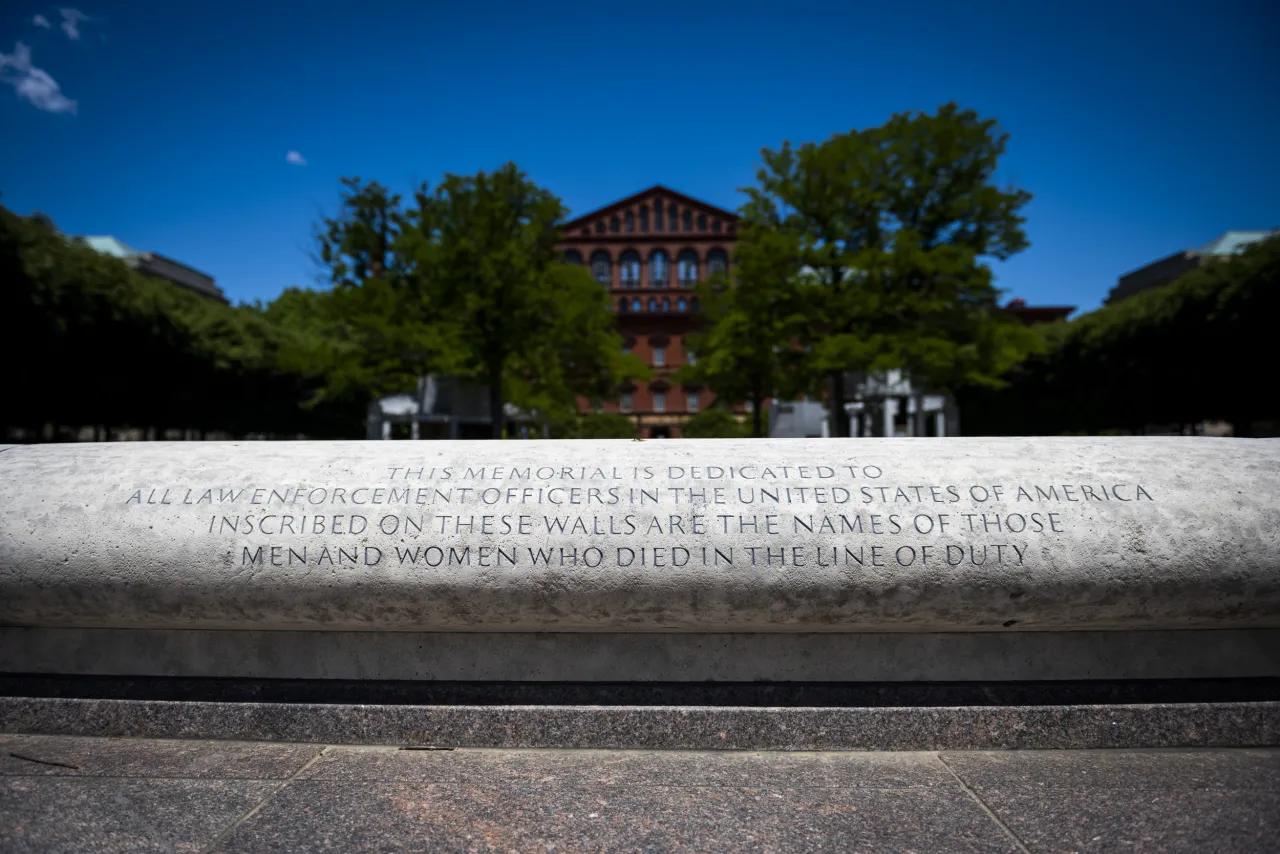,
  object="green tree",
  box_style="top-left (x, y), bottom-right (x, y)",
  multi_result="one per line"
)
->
top-left (742, 103), bottom-right (1039, 436)
top-left (682, 224), bottom-right (810, 436)
top-left (505, 262), bottom-right (649, 429)
top-left (681, 408), bottom-right (751, 439)
top-left (558, 412), bottom-right (640, 439)
top-left (409, 163), bottom-right (634, 438)
top-left (1, 204), bottom-right (351, 440)
top-left (960, 236), bottom-right (1280, 436)
top-left (298, 178), bottom-right (453, 405)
